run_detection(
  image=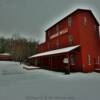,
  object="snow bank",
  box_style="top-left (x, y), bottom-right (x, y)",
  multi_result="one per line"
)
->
top-left (0, 61), bottom-right (24, 76)
top-left (0, 61), bottom-right (100, 100)
top-left (22, 64), bottom-right (39, 70)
